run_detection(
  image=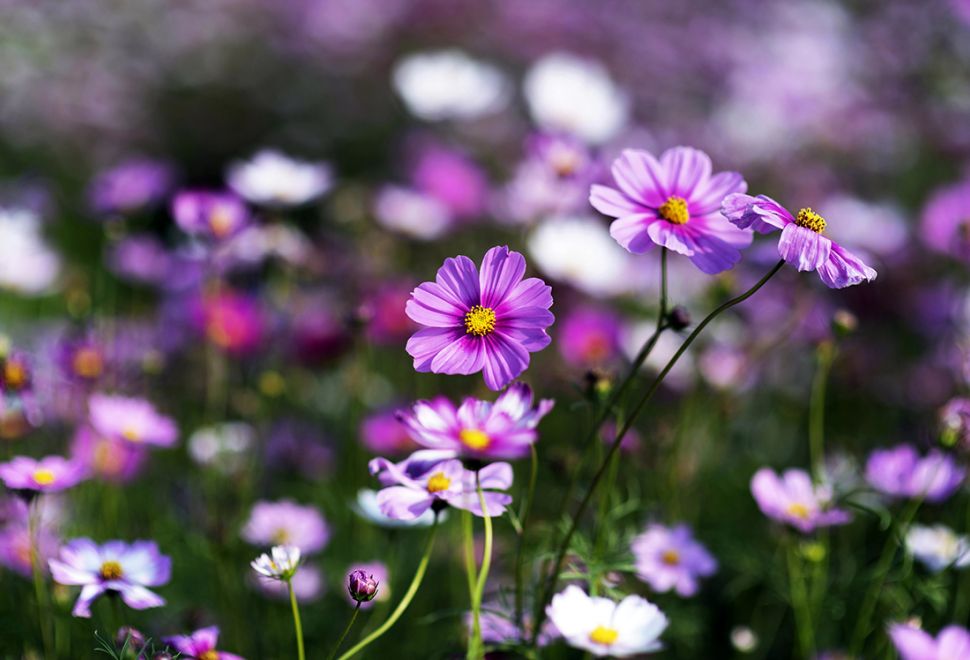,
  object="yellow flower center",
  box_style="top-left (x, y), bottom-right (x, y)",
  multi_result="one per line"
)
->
top-left (272, 529), bottom-right (291, 544)
top-left (795, 207), bottom-right (826, 233)
top-left (659, 195), bottom-right (689, 225)
top-left (4, 361), bottom-right (27, 389)
top-left (588, 625), bottom-right (620, 646)
top-left (426, 471), bottom-right (451, 494)
top-left (661, 549), bottom-right (681, 565)
top-left (459, 428), bottom-right (491, 451)
top-left (100, 560), bottom-right (123, 580)
top-left (121, 426), bottom-right (141, 442)
top-left (199, 652), bottom-right (219, 660)
top-left (464, 305), bottom-right (497, 337)
top-left (786, 502), bottom-right (811, 519)
top-left (209, 206), bottom-right (234, 238)
top-left (72, 348), bottom-right (104, 379)
top-left (32, 469), bottom-right (56, 486)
